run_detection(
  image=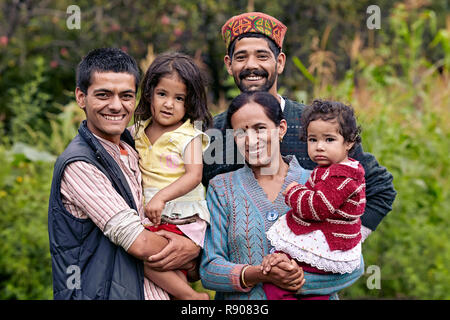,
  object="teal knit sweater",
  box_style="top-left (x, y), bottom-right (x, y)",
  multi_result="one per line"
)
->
top-left (200, 156), bottom-right (364, 300)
